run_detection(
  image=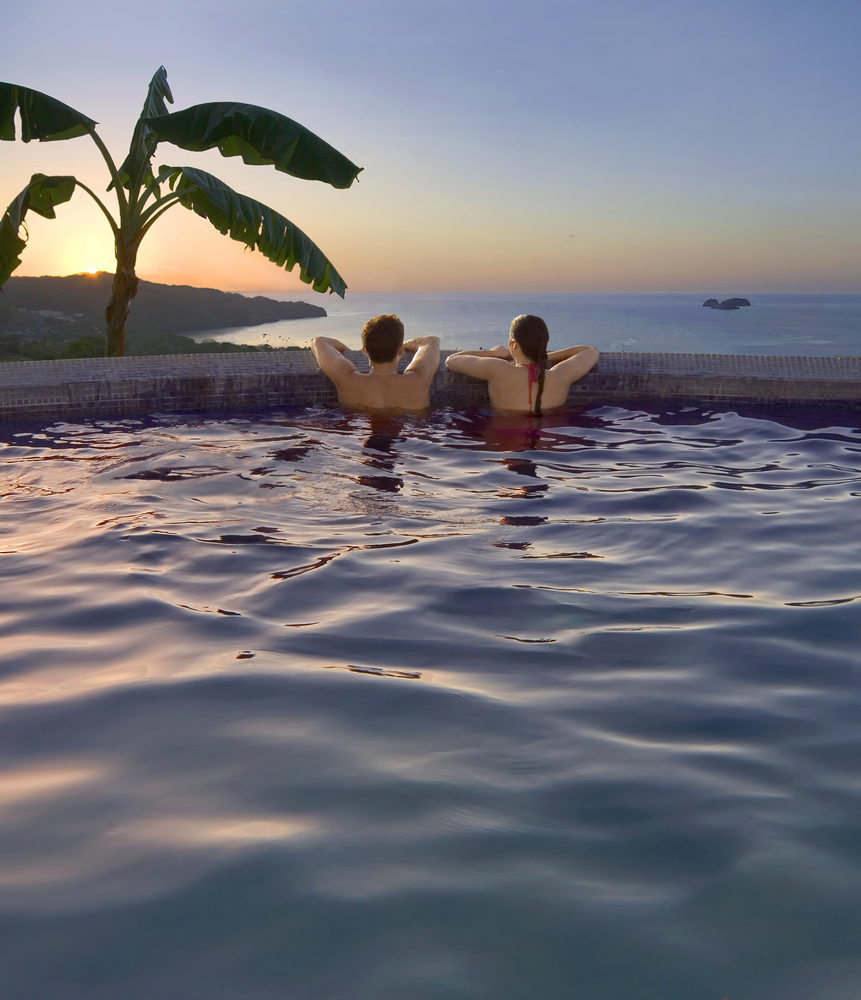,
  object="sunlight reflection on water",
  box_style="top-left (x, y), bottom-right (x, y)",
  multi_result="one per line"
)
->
top-left (1, 403), bottom-right (860, 999)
